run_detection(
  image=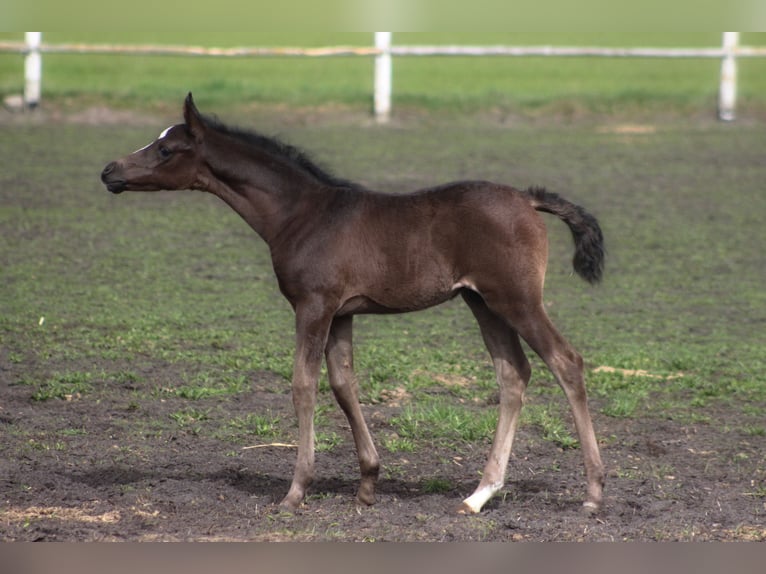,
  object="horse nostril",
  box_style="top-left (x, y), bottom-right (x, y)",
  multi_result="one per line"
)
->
top-left (101, 161), bottom-right (117, 181)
